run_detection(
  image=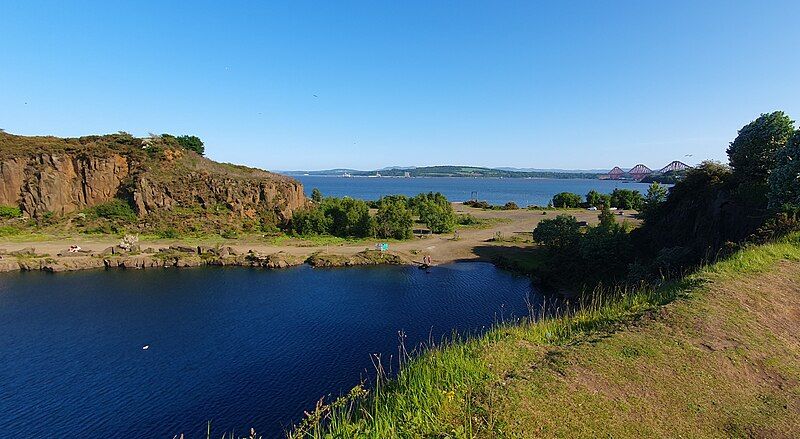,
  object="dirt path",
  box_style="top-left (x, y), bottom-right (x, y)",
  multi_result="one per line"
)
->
top-left (0, 205), bottom-right (634, 266)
